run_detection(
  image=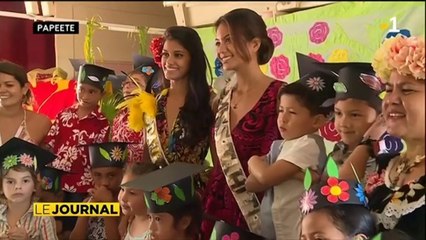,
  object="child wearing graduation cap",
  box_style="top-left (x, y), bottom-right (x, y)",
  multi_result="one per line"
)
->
top-left (245, 53), bottom-right (338, 239)
top-left (299, 159), bottom-right (377, 240)
top-left (111, 55), bottom-right (163, 164)
top-left (118, 162), bottom-right (158, 239)
top-left (36, 166), bottom-right (68, 238)
top-left (0, 137), bottom-right (58, 239)
top-left (122, 162), bottom-right (205, 240)
top-left (69, 142), bottom-right (128, 240)
top-left (44, 64), bottom-right (113, 236)
top-left (311, 56), bottom-right (392, 182)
